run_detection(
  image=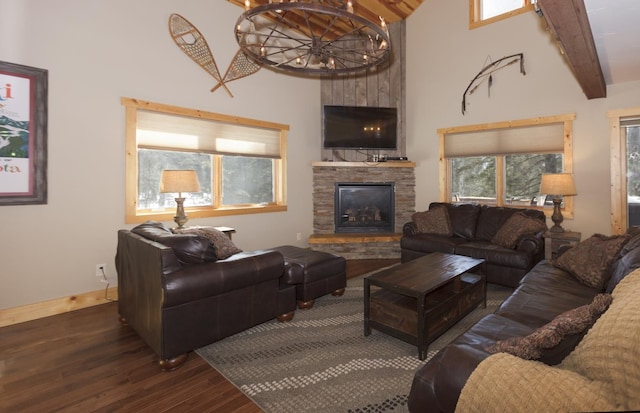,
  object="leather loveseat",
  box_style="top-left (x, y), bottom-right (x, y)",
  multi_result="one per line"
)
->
top-left (408, 227), bottom-right (640, 412)
top-left (115, 221), bottom-right (296, 371)
top-left (401, 202), bottom-right (547, 287)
